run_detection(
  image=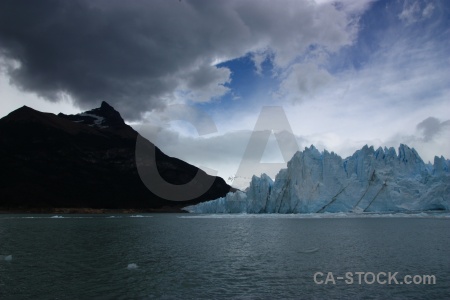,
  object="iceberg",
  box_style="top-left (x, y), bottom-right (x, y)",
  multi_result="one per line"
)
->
top-left (127, 263), bottom-right (138, 270)
top-left (185, 144), bottom-right (450, 213)
top-left (0, 255), bottom-right (12, 261)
